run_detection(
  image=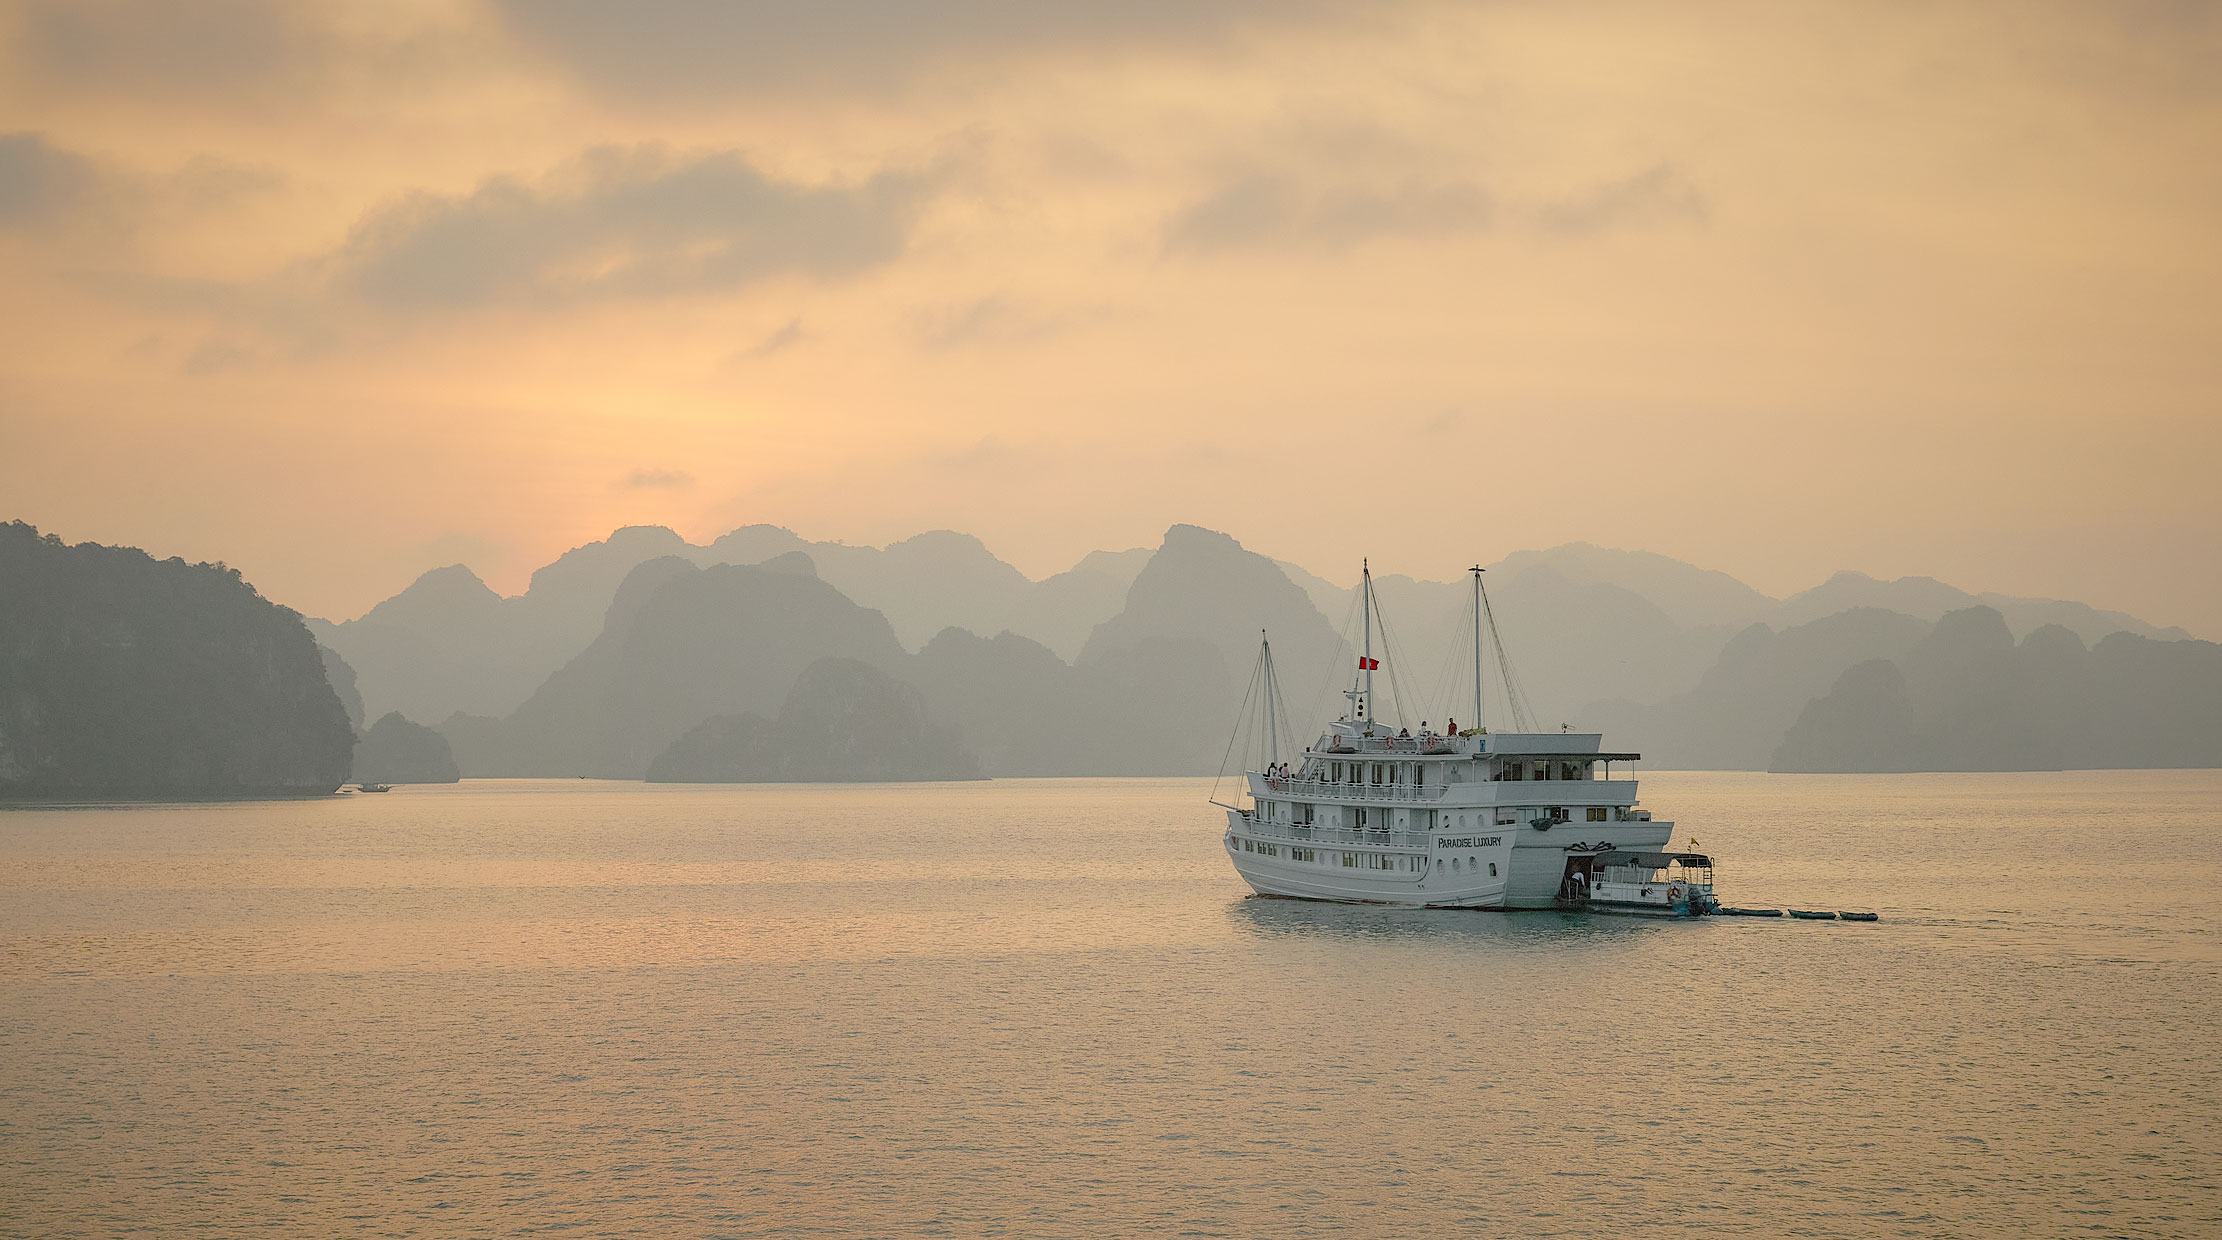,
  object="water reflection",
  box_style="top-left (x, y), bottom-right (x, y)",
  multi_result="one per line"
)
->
top-left (1223, 893), bottom-right (1676, 950)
